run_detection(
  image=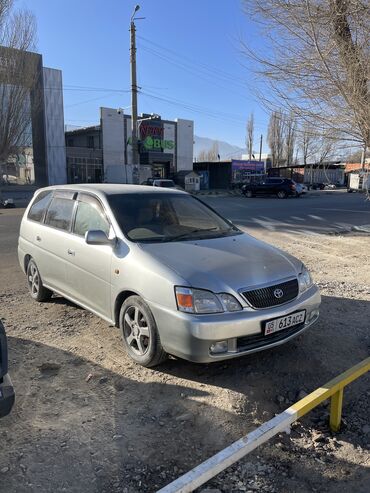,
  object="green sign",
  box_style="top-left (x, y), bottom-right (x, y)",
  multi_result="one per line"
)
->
top-left (127, 136), bottom-right (174, 151)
